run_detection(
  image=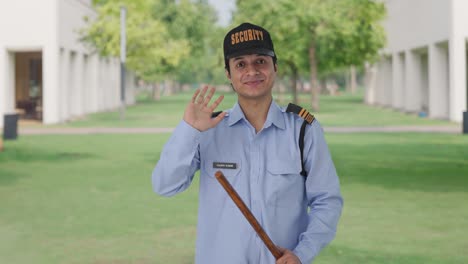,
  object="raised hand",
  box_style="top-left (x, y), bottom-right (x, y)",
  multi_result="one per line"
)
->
top-left (183, 86), bottom-right (226, 132)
